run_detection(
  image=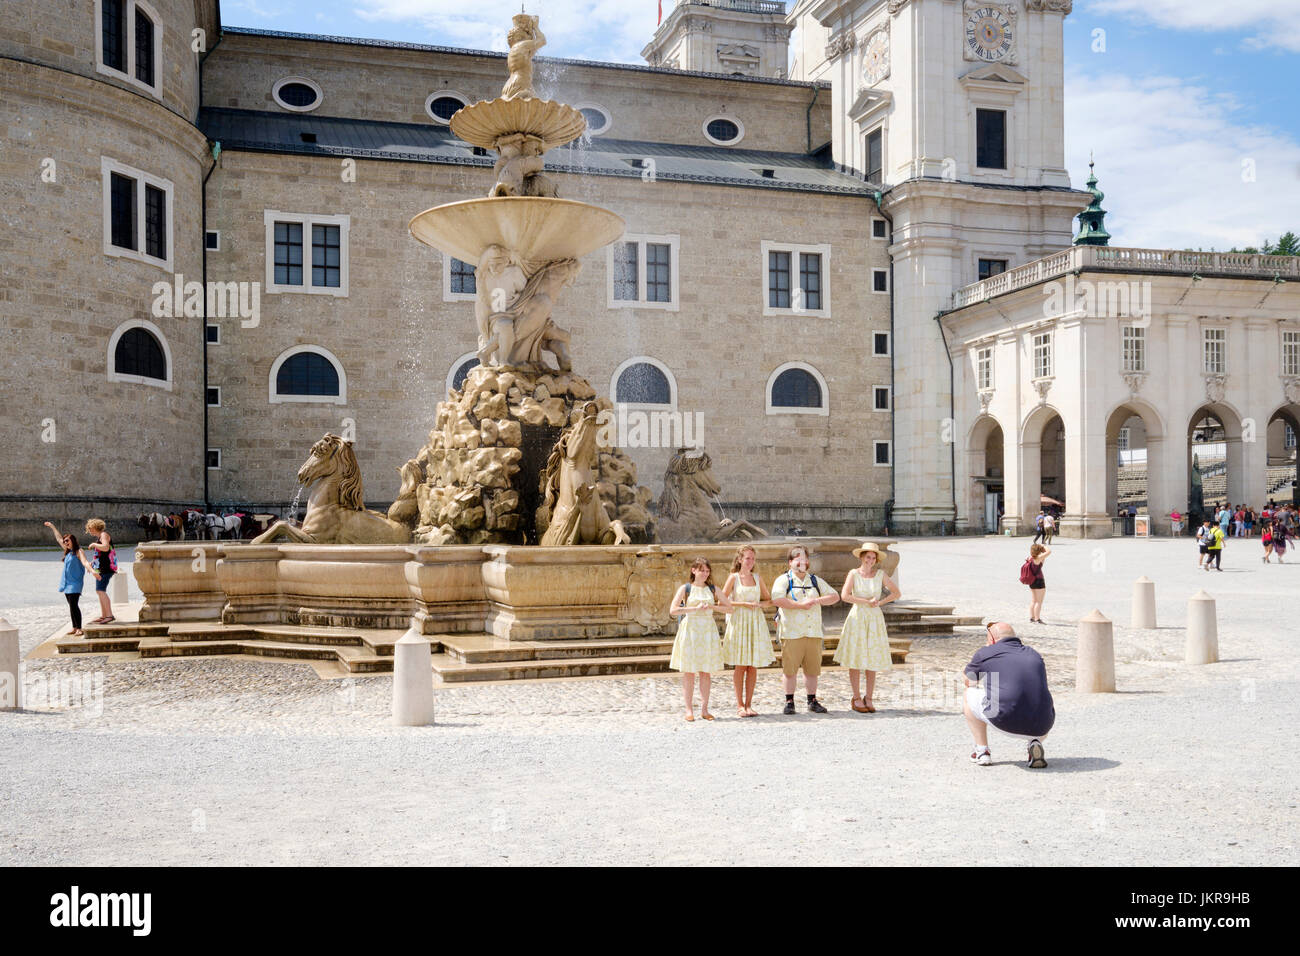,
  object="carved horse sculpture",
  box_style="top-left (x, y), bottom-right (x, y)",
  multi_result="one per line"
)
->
top-left (536, 403), bottom-right (630, 546)
top-left (252, 434), bottom-right (410, 545)
top-left (656, 448), bottom-right (767, 543)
